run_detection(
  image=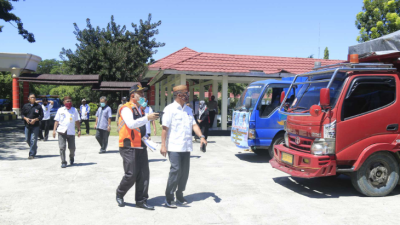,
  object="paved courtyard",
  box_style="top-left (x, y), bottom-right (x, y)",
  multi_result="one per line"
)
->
top-left (1, 120), bottom-right (400, 225)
